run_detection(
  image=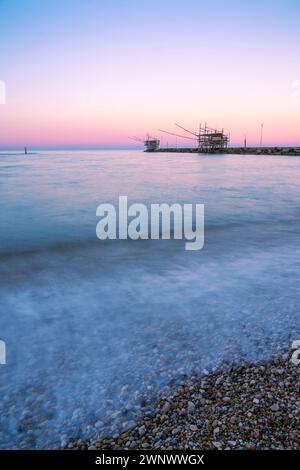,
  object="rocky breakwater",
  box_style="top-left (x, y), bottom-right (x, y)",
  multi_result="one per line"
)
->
top-left (227, 147), bottom-right (300, 156)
